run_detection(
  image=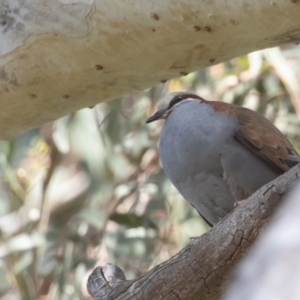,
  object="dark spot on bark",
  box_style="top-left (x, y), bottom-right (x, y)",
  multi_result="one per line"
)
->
top-left (30, 94), bottom-right (37, 98)
top-left (63, 95), bottom-right (70, 99)
top-left (230, 19), bottom-right (239, 25)
top-left (19, 54), bottom-right (27, 60)
top-left (152, 28), bottom-right (156, 32)
top-left (160, 79), bottom-right (167, 83)
top-left (291, 0), bottom-right (299, 3)
top-left (0, 12), bottom-right (16, 33)
top-left (89, 105), bottom-right (95, 109)
top-left (95, 65), bottom-right (103, 70)
top-left (5, 86), bottom-right (9, 93)
top-left (0, 9), bottom-right (16, 33)
top-left (179, 71), bottom-right (188, 76)
top-left (204, 26), bottom-right (212, 32)
top-left (209, 58), bottom-right (216, 63)
top-left (195, 44), bottom-right (205, 49)
top-left (150, 12), bottom-right (159, 20)
top-left (193, 25), bottom-right (201, 31)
